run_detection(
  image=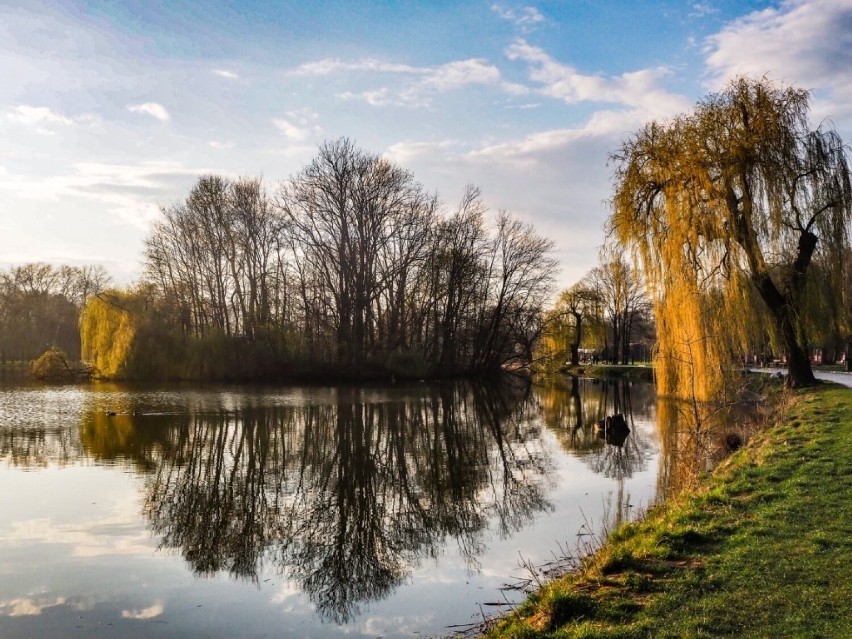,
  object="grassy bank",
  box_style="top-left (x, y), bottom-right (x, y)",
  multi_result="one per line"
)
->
top-left (561, 364), bottom-right (654, 381)
top-left (484, 384), bottom-right (852, 638)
